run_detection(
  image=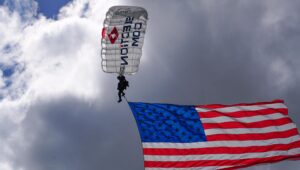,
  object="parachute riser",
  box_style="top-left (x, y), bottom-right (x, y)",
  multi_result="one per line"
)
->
top-left (119, 65), bottom-right (125, 76)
